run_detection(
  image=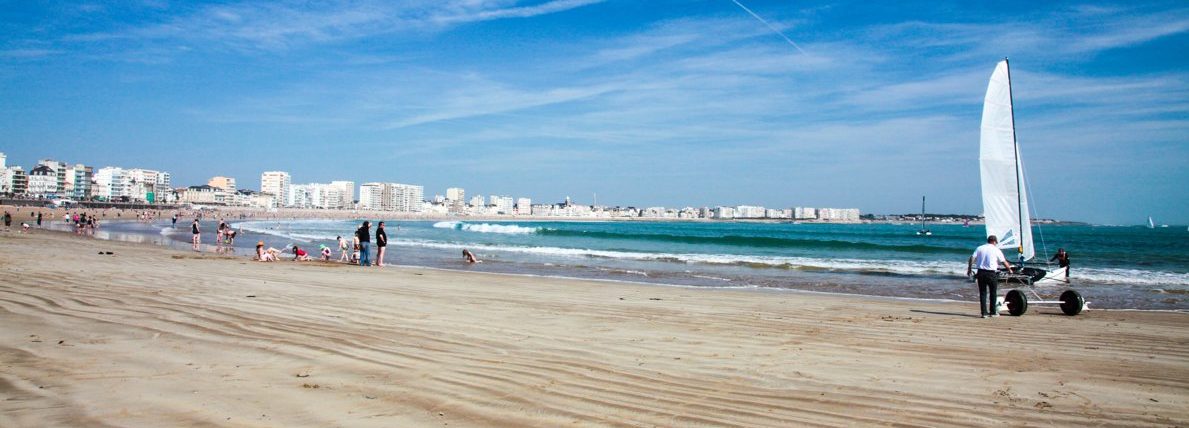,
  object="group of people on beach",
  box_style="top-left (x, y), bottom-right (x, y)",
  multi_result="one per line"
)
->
top-left (967, 235), bottom-right (1071, 318)
top-left (251, 219), bottom-right (481, 266)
